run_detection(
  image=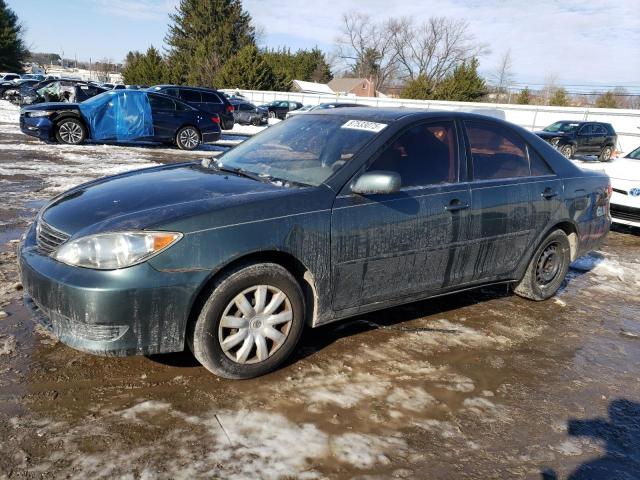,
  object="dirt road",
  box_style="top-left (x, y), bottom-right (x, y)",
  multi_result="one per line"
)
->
top-left (1, 100), bottom-right (639, 479)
